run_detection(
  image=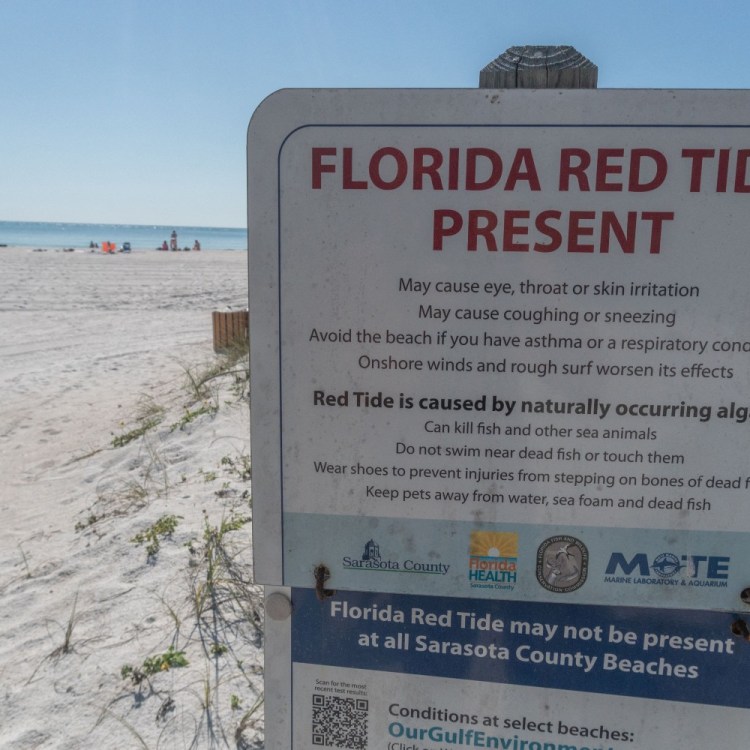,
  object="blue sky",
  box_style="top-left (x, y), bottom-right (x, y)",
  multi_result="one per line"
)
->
top-left (2, 0), bottom-right (750, 228)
